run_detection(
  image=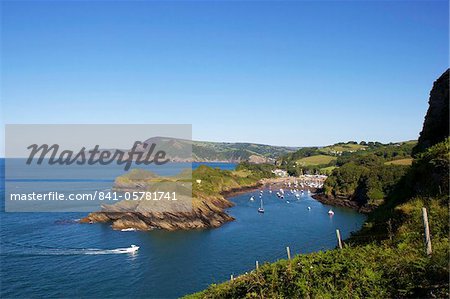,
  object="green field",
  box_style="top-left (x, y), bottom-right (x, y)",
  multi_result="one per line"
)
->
top-left (296, 155), bottom-right (336, 166)
top-left (320, 143), bottom-right (367, 154)
top-left (384, 158), bottom-right (413, 166)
